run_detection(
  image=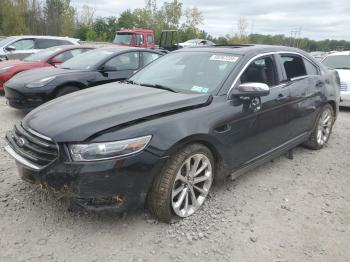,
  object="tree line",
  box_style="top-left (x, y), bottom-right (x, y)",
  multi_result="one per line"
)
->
top-left (1, 0), bottom-right (349, 52)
